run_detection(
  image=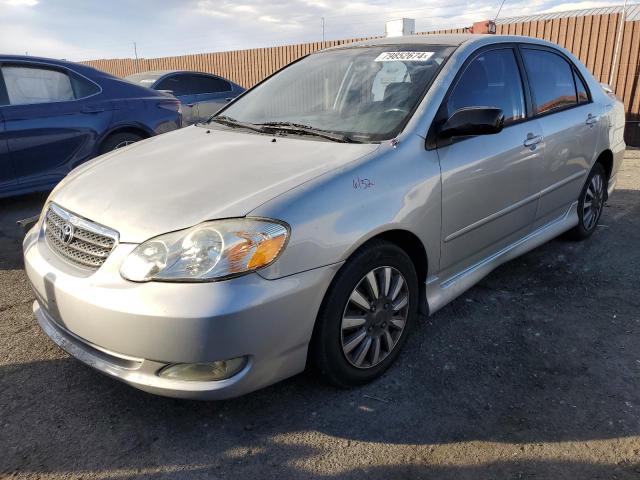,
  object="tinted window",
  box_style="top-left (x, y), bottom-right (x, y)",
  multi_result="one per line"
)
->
top-left (447, 48), bottom-right (525, 125)
top-left (2, 66), bottom-right (74, 105)
top-left (196, 75), bottom-right (231, 93)
top-left (522, 49), bottom-right (577, 114)
top-left (70, 72), bottom-right (100, 98)
top-left (155, 74), bottom-right (199, 96)
top-left (574, 70), bottom-right (589, 103)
